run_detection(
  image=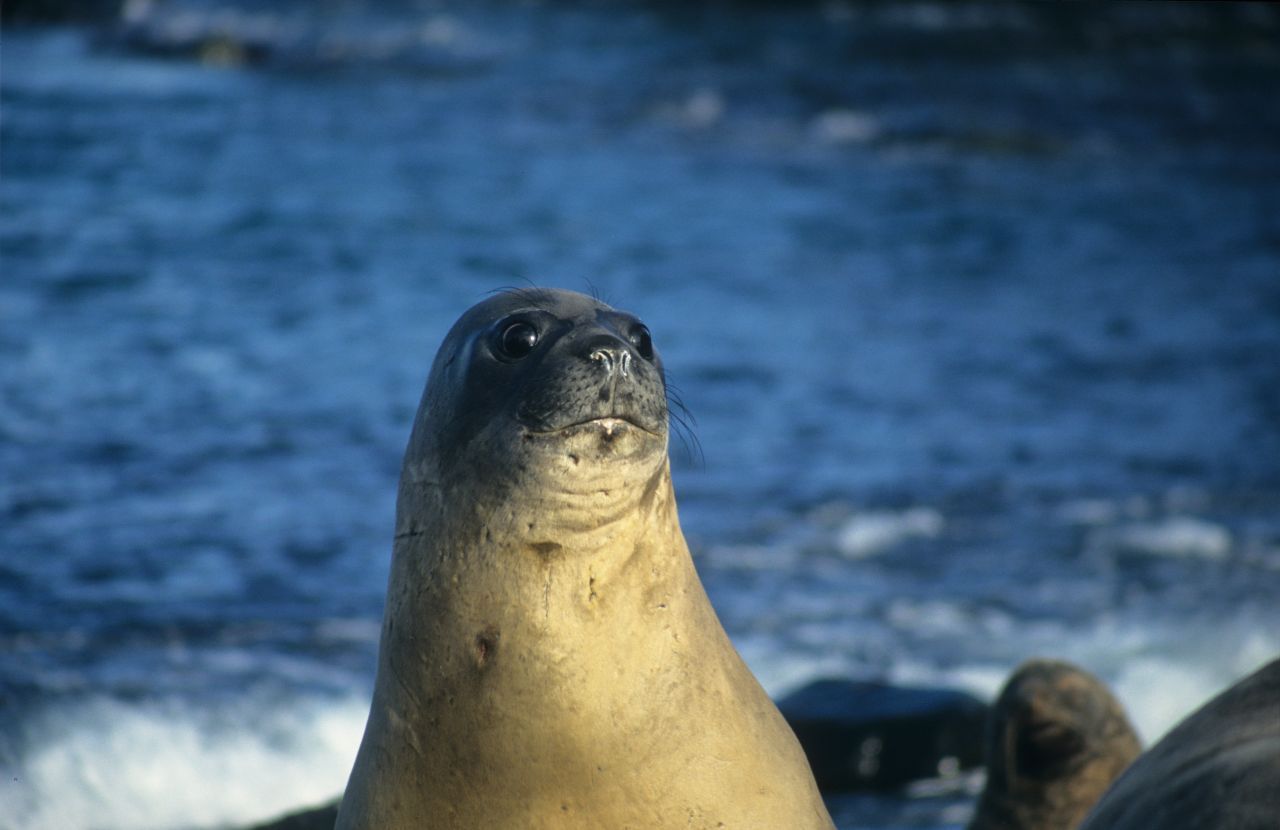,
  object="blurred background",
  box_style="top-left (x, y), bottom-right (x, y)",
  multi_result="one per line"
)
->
top-left (3, 1), bottom-right (1279, 828)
